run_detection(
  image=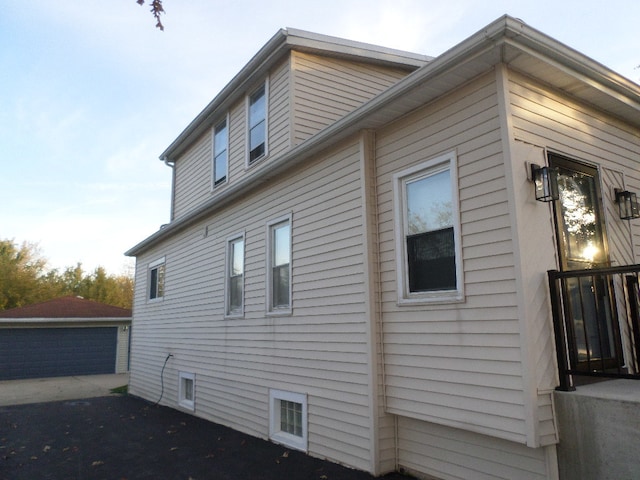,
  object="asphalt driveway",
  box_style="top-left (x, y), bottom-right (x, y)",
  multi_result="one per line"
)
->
top-left (1, 395), bottom-right (415, 480)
